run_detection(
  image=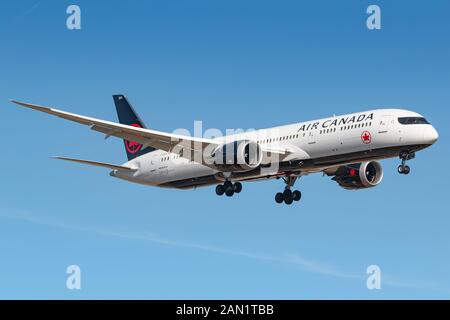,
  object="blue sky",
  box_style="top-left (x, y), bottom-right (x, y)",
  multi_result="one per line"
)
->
top-left (0, 0), bottom-right (449, 299)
